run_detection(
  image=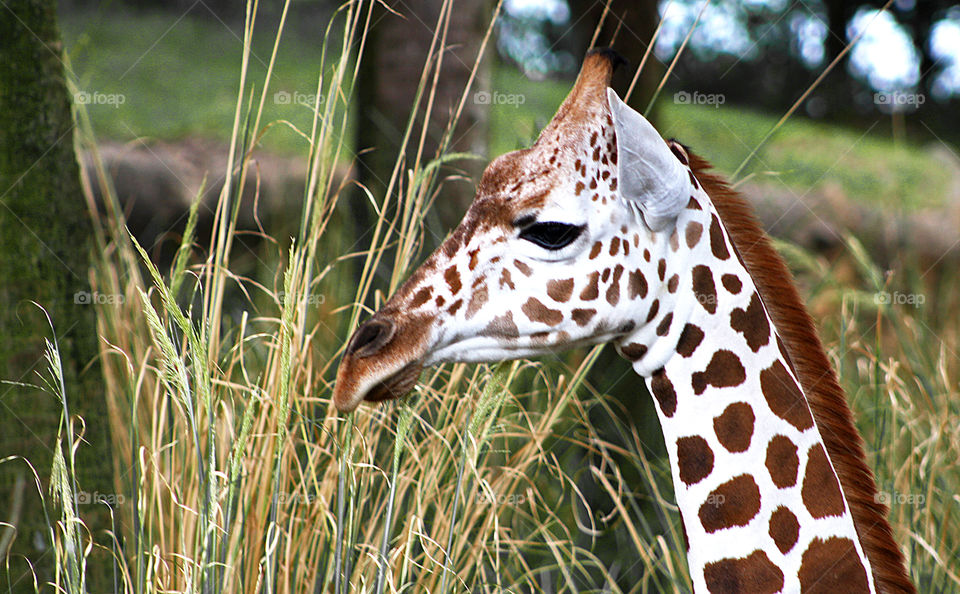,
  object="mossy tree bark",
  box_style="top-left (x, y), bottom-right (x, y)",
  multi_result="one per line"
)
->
top-left (0, 1), bottom-right (113, 589)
